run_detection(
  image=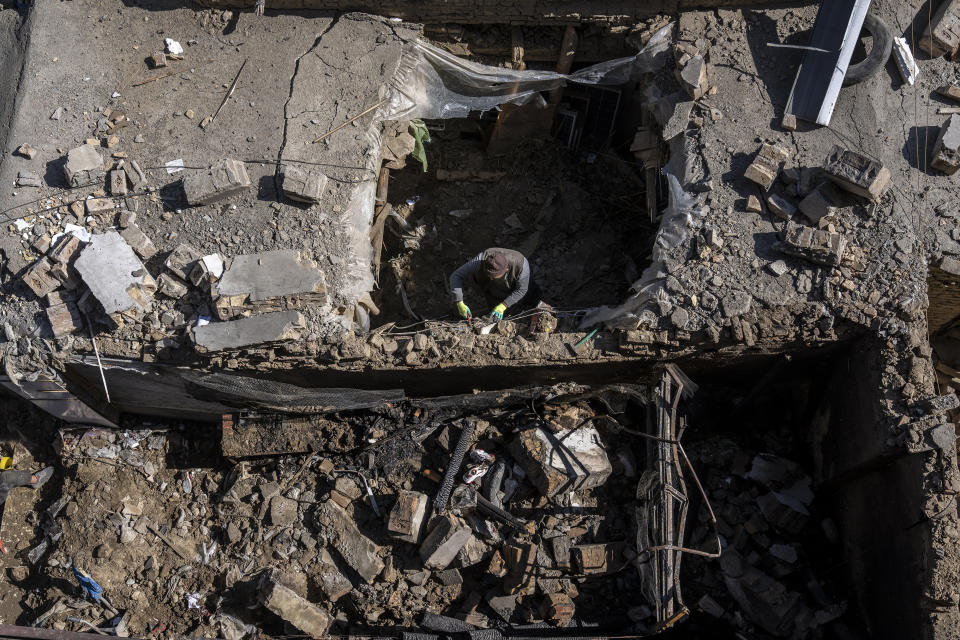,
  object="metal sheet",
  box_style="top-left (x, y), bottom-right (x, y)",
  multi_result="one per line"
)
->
top-left (786, 0), bottom-right (872, 126)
